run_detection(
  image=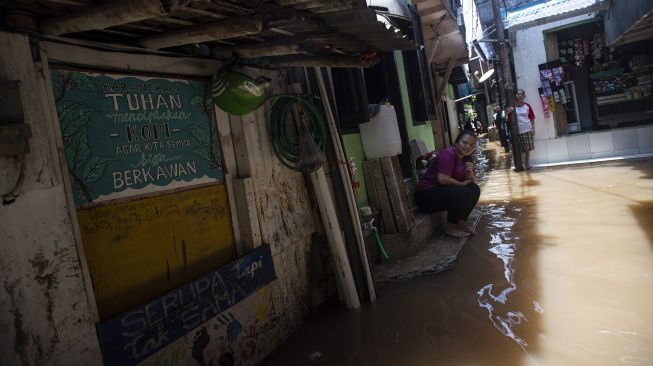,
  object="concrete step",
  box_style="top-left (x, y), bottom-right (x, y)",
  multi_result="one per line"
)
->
top-left (373, 210), bottom-right (447, 264)
top-left (372, 209), bottom-right (482, 283)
